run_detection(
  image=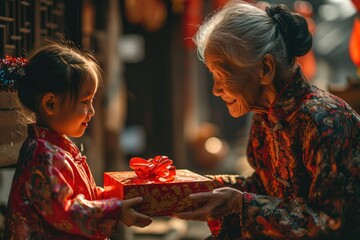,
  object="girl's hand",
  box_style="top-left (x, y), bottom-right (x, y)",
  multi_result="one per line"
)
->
top-left (120, 197), bottom-right (152, 227)
top-left (174, 187), bottom-right (243, 221)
